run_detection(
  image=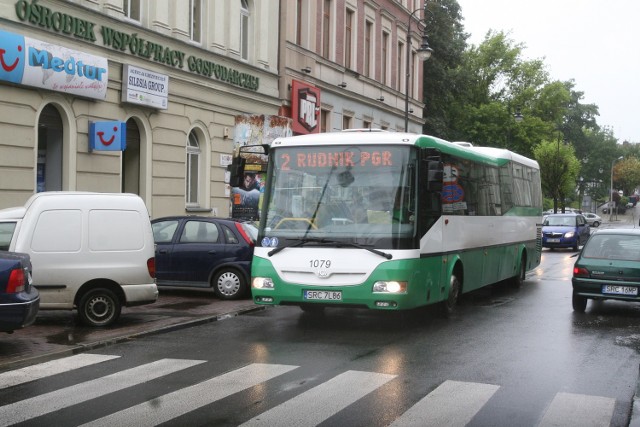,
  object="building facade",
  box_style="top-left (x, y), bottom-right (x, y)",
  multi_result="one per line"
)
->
top-left (0, 0), bottom-right (280, 217)
top-left (279, 0), bottom-right (427, 134)
top-left (0, 0), bottom-right (427, 216)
